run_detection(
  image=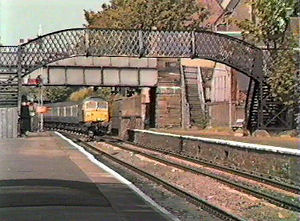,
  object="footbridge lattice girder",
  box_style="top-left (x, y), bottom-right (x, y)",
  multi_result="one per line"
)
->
top-left (0, 28), bottom-right (292, 131)
top-left (1, 29), bottom-right (263, 80)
